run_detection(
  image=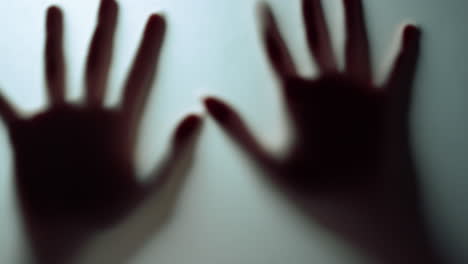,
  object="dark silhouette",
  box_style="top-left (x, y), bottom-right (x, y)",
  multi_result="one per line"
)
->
top-left (0, 0), bottom-right (202, 263)
top-left (204, 1), bottom-right (442, 263)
